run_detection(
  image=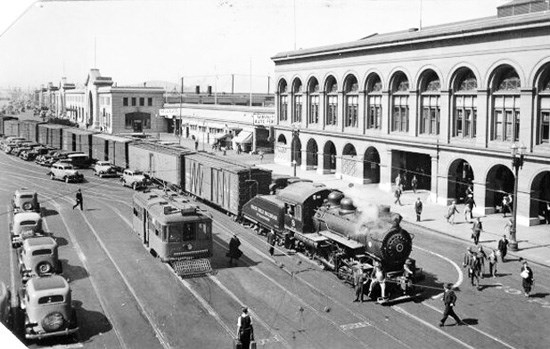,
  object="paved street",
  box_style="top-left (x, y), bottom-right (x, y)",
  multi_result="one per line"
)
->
top-left (2, 142), bottom-right (550, 348)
